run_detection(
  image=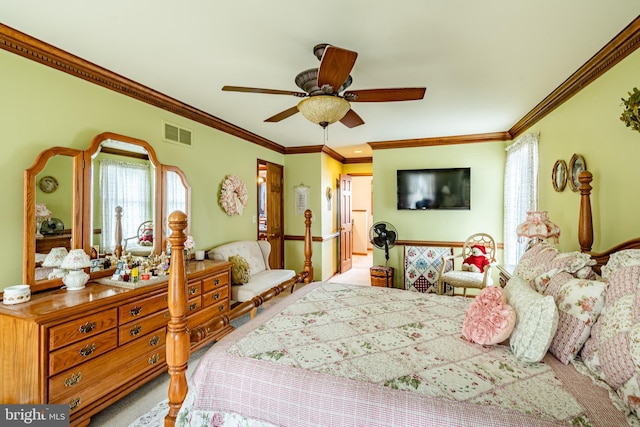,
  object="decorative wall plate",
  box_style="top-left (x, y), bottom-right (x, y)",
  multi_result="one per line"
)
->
top-left (568, 154), bottom-right (586, 192)
top-left (552, 159), bottom-right (567, 192)
top-left (38, 175), bottom-right (58, 193)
